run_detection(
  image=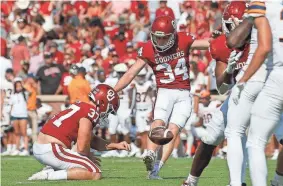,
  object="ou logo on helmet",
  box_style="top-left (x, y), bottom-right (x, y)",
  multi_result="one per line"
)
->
top-left (107, 89), bottom-right (115, 101)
